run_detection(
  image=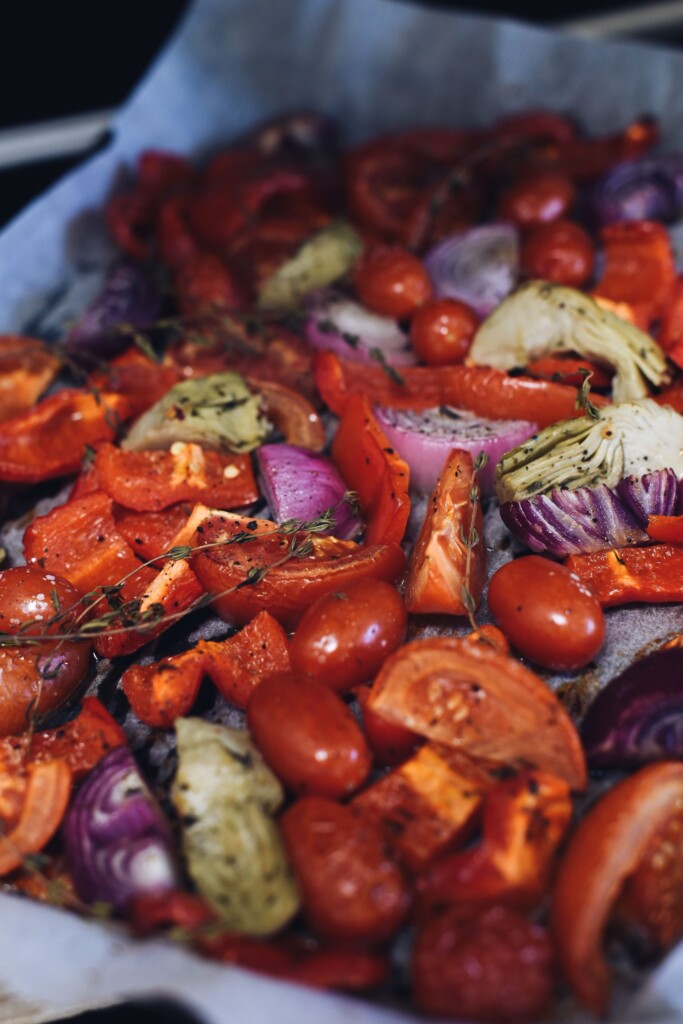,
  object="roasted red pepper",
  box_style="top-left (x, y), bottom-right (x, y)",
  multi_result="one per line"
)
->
top-left (331, 394), bottom-right (410, 545)
top-left (593, 220), bottom-right (676, 325)
top-left (114, 504), bottom-right (194, 561)
top-left (88, 347), bottom-right (182, 420)
top-left (314, 351), bottom-right (608, 426)
top-left (122, 610), bottom-right (290, 726)
top-left (28, 697), bottom-right (127, 780)
top-left (0, 336), bottom-right (60, 423)
top-left (565, 544), bottom-right (683, 606)
top-left (647, 514), bottom-right (683, 544)
top-left (658, 274), bottom-right (683, 370)
top-left (0, 390), bottom-right (129, 483)
top-left (94, 442), bottom-right (258, 513)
